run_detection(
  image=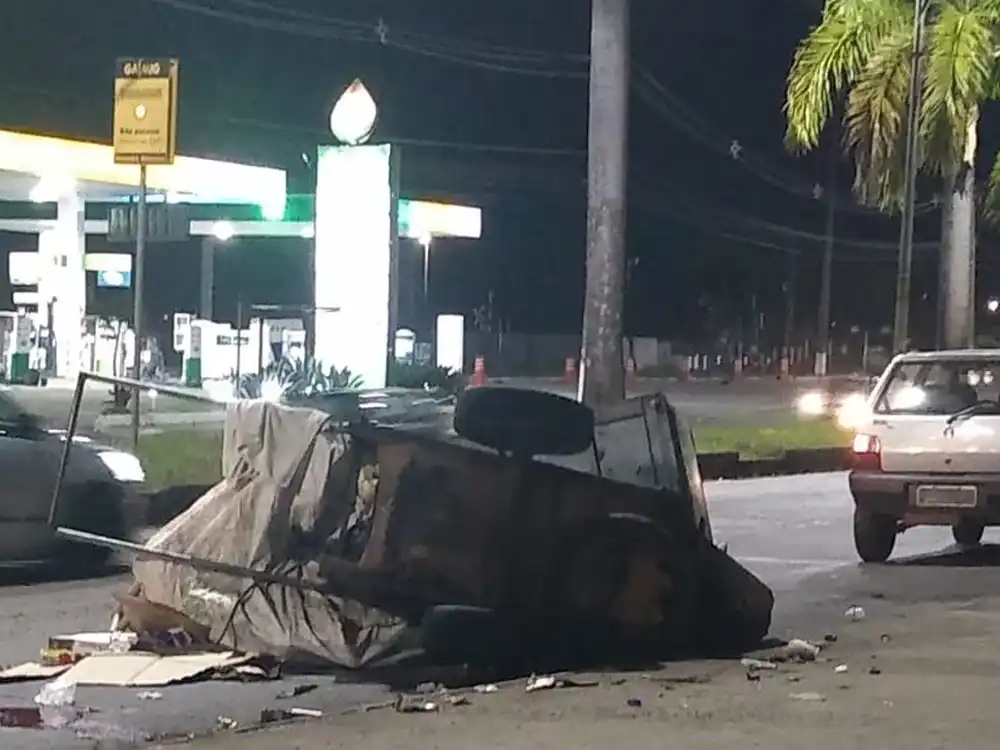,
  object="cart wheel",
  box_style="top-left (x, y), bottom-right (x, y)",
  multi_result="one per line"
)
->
top-left (853, 507), bottom-right (896, 563)
top-left (952, 520), bottom-right (985, 548)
